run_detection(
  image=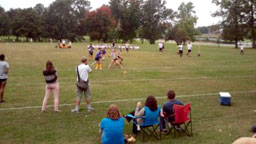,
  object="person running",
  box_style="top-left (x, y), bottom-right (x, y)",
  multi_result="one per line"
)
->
top-left (117, 48), bottom-right (124, 65)
top-left (178, 43), bottom-right (183, 58)
top-left (88, 44), bottom-right (94, 59)
top-left (108, 49), bottom-right (123, 69)
top-left (187, 42), bottom-right (192, 57)
top-left (0, 54), bottom-right (9, 103)
top-left (95, 48), bottom-right (103, 70)
top-left (42, 61), bottom-right (60, 112)
top-left (72, 57), bottom-right (93, 113)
